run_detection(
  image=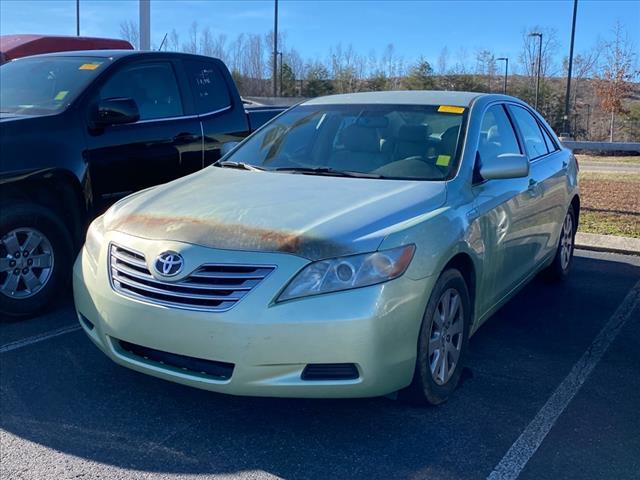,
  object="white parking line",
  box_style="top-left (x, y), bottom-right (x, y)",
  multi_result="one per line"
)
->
top-left (487, 279), bottom-right (640, 480)
top-left (0, 324), bottom-right (81, 354)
